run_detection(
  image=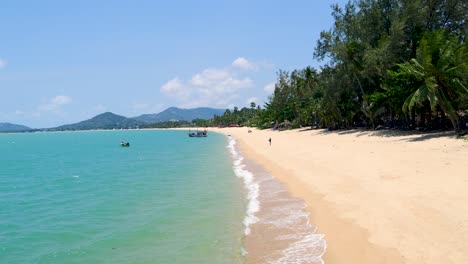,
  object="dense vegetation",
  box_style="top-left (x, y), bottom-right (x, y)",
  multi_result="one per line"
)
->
top-left (144, 120), bottom-right (193, 128)
top-left (211, 104), bottom-right (261, 127)
top-left (215, 0), bottom-right (468, 131)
